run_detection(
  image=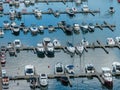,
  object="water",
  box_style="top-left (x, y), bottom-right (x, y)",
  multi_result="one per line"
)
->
top-left (1, 0), bottom-right (120, 90)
